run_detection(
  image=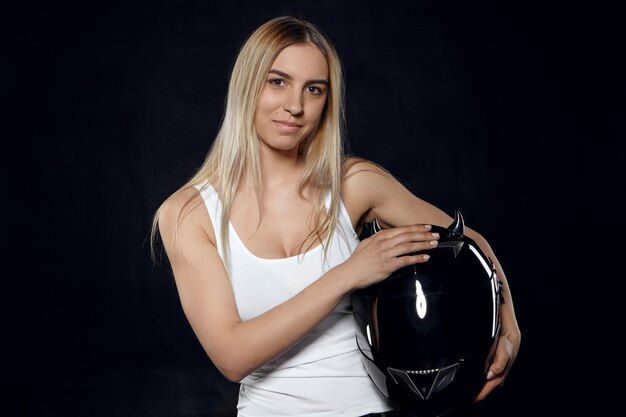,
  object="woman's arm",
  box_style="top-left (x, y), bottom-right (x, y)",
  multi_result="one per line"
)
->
top-left (158, 186), bottom-right (437, 382)
top-left (342, 158), bottom-right (521, 400)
